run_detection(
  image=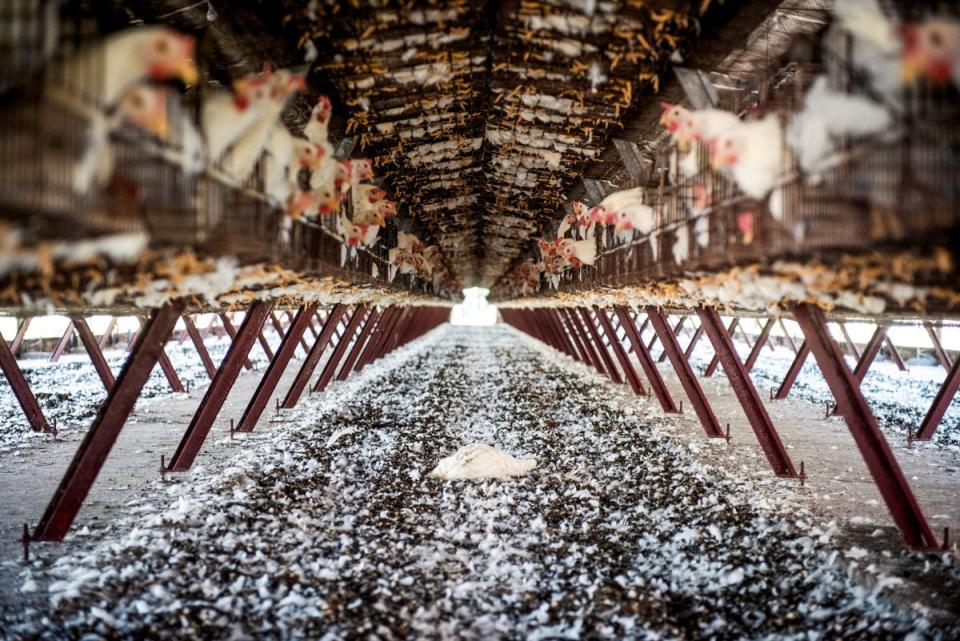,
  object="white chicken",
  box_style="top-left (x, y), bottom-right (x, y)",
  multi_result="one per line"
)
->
top-left (429, 443), bottom-right (537, 480)
top-left (220, 70), bottom-right (305, 183)
top-left (786, 75), bottom-right (892, 176)
top-left (264, 123), bottom-right (295, 206)
top-left (55, 26), bottom-right (197, 108)
top-left (303, 95), bottom-right (333, 144)
top-left (709, 114), bottom-right (785, 200)
top-left (202, 71), bottom-right (278, 163)
top-left (902, 17), bottom-right (960, 89)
